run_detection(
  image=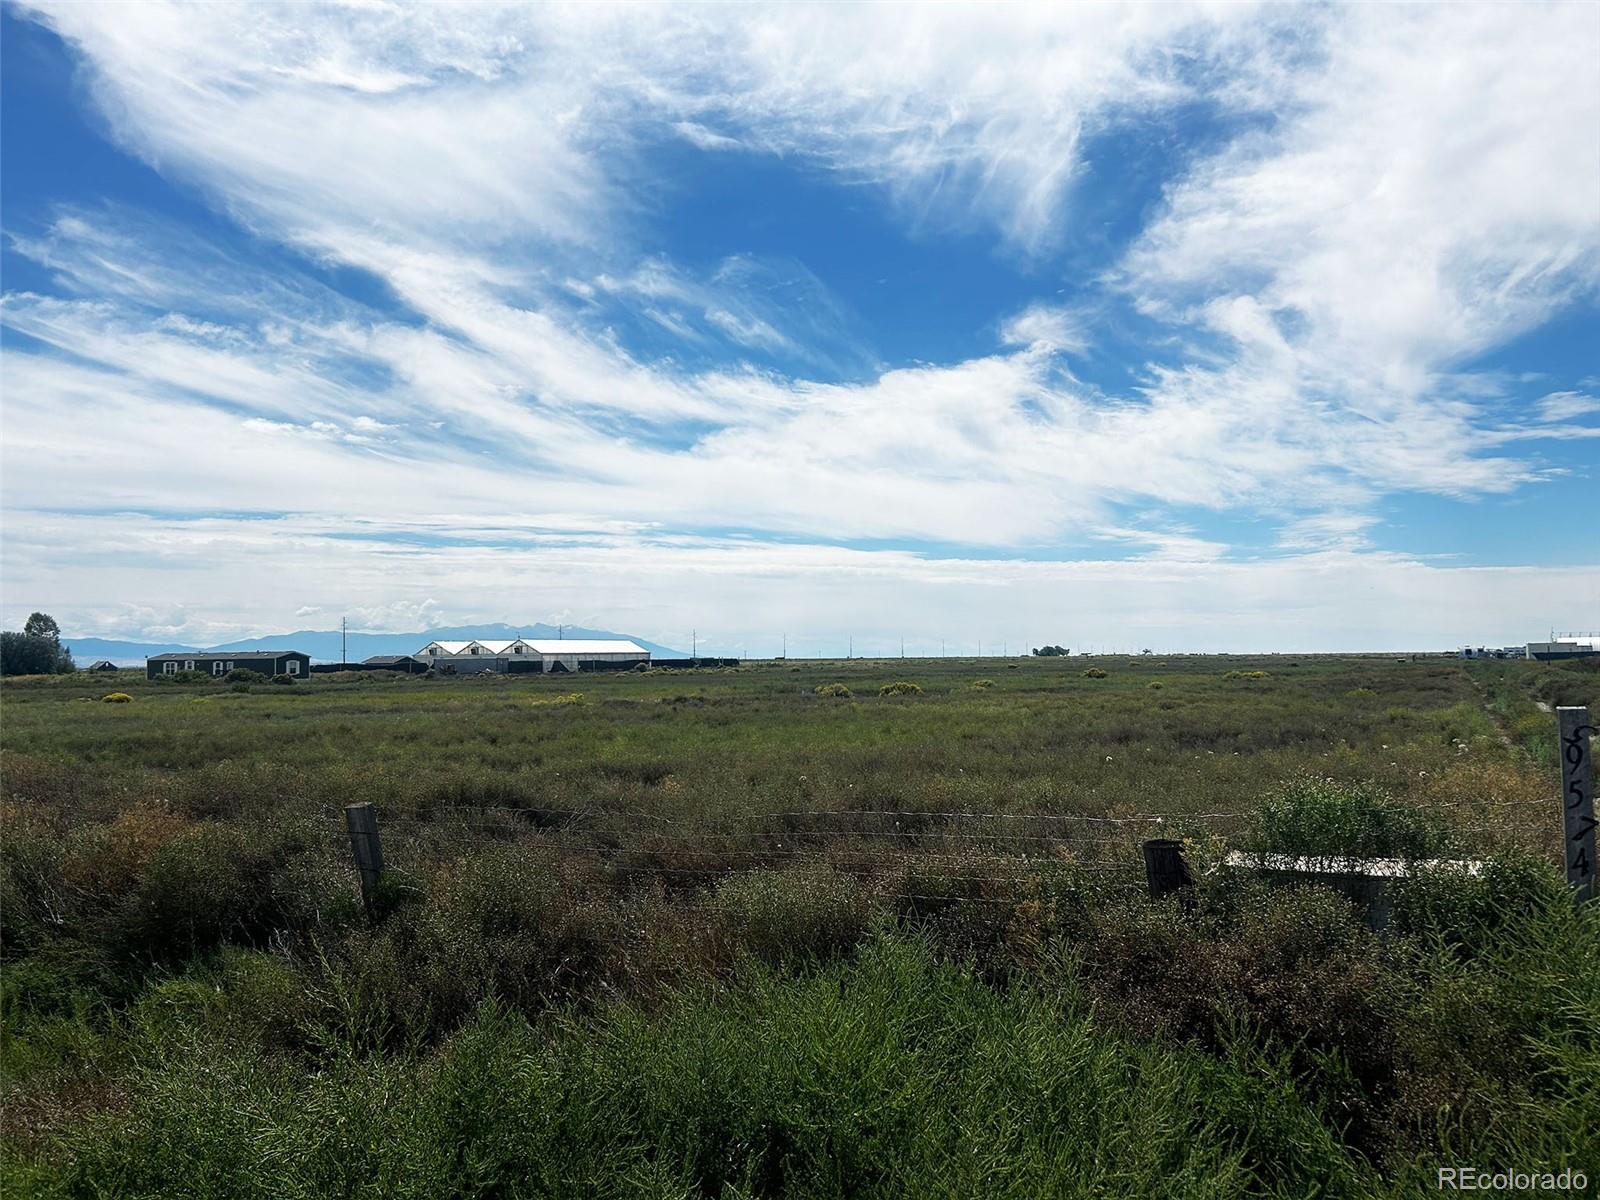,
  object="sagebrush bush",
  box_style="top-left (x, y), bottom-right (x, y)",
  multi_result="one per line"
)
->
top-left (1223, 670), bottom-right (1270, 680)
top-left (1246, 776), bottom-right (1449, 859)
top-left (879, 681), bottom-right (923, 696)
top-left (123, 824), bottom-right (278, 961)
top-left (715, 864), bottom-right (869, 964)
top-left (971, 679), bottom-right (994, 690)
top-left (224, 668), bottom-right (267, 683)
top-left (0, 803), bottom-right (70, 957)
top-left (97, 693), bottom-right (132, 704)
top-left (60, 807), bottom-right (189, 902)
top-left (1081, 667), bottom-right (1108, 679)
top-left (322, 847), bottom-right (623, 1045)
top-left (270, 673), bottom-right (295, 685)
top-left (814, 682), bottom-right (852, 697)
